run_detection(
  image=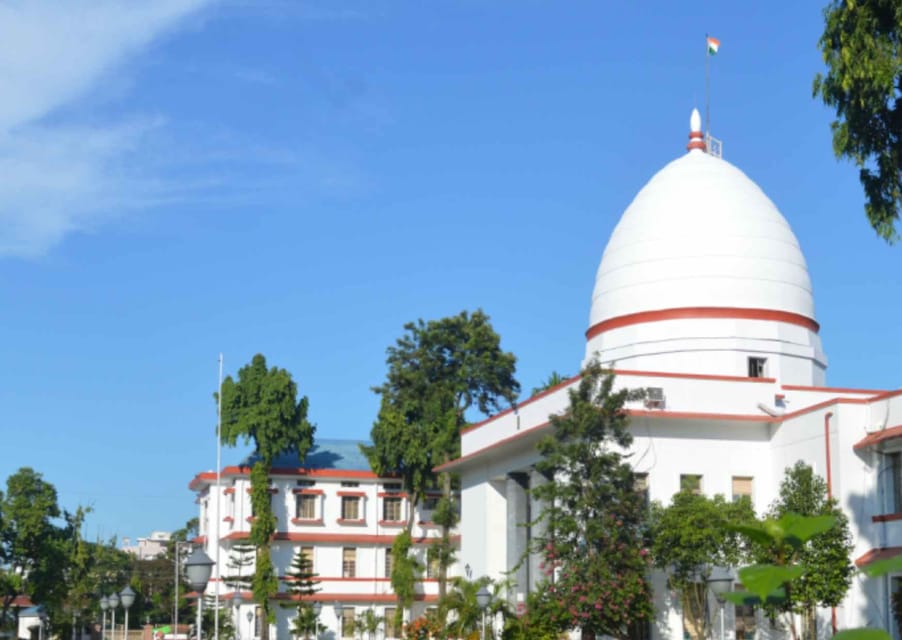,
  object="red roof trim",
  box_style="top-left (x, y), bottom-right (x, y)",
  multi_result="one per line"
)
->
top-left (586, 306), bottom-right (820, 339)
top-left (461, 375), bottom-right (579, 435)
top-left (337, 491), bottom-right (367, 498)
top-left (437, 420), bottom-right (553, 472)
top-left (615, 368), bottom-right (776, 384)
top-left (872, 513), bottom-right (902, 523)
top-left (273, 593), bottom-right (439, 603)
top-left (461, 368), bottom-right (778, 437)
top-left (855, 546), bottom-right (902, 567)
top-left (782, 384), bottom-right (888, 395)
top-left (222, 531), bottom-right (455, 545)
top-left (293, 488), bottom-right (324, 495)
top-left (625, 409), bottom-right (770, 422)
top-left (854, 425), bottom-right (902, 451)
